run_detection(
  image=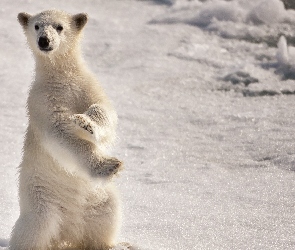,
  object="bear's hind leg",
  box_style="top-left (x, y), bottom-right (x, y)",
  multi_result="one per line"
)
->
top-left (82, 187), bottom-right (120, 250)
top-left (9, 210), bottom-right (61, 250)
